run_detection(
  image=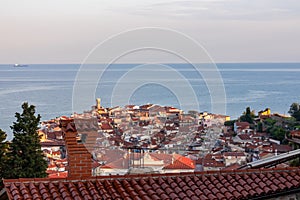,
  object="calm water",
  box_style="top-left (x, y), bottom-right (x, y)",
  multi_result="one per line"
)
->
top-left (1, 63), bottom-right (300, 140)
